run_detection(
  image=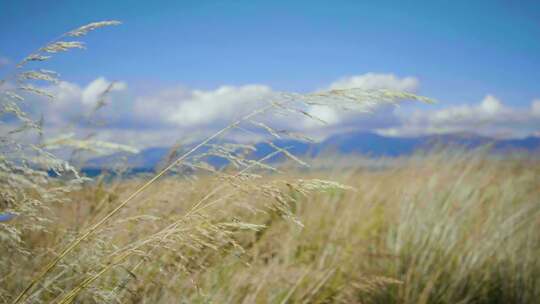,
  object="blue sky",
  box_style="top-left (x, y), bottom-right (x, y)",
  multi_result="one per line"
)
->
top-left (1, 0), bottom-right (539, 146)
